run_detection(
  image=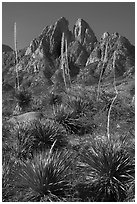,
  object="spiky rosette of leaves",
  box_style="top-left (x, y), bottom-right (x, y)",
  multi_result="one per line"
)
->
top-left (5, 120), bottom-right (68, 160)
top-left (15, 88), bottom-right (32, 110)
top-left (2, 157), bottom-right (18, 201)
top-left (54, 106), bottom-right (96, 136)
top-left (4, 122), bottom-right (36, 160)
top-left (14, 150), bottom-right (75, 201)
top-left (77, 140), bottom-right (135, 202)
top-left (67, 96), bottom-right (91, 117)
top-left (54, 106), bottom-right (81, 135)
top-left (30, 120), bottom-right (68, 151)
